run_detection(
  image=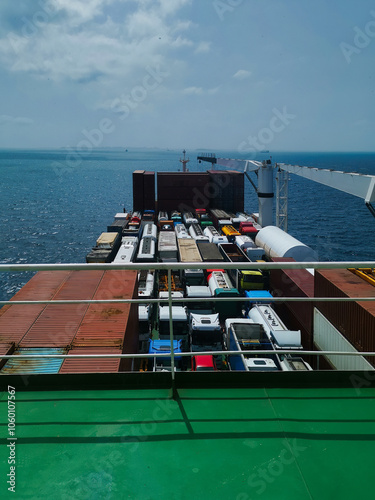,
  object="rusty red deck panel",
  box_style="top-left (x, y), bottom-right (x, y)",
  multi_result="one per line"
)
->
top-left (0, 271), bottom-right (71, 344)
top-left (59, 347), bottom-right (123, 373)
top-left (71, 270), bottom-right (138, 350)
top-left (0, 343), bottom-right (14, 370)
top-left (19, 271), bottom-right (104, 348)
